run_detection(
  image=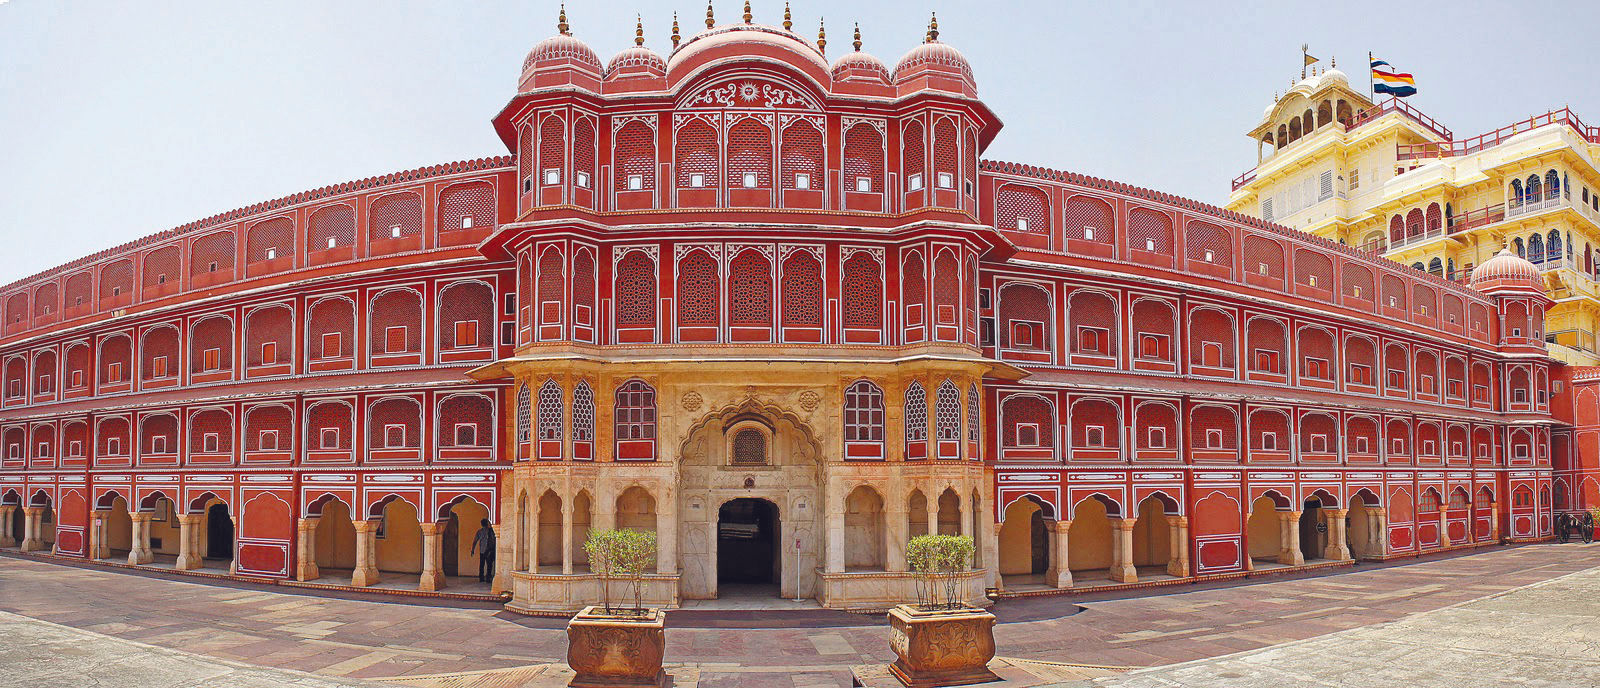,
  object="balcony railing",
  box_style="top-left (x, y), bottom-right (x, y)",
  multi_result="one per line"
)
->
top-left (1397, 107), bottom-right (1599, 162)
top-left (1234, 98), bottom-right (1453, 192)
